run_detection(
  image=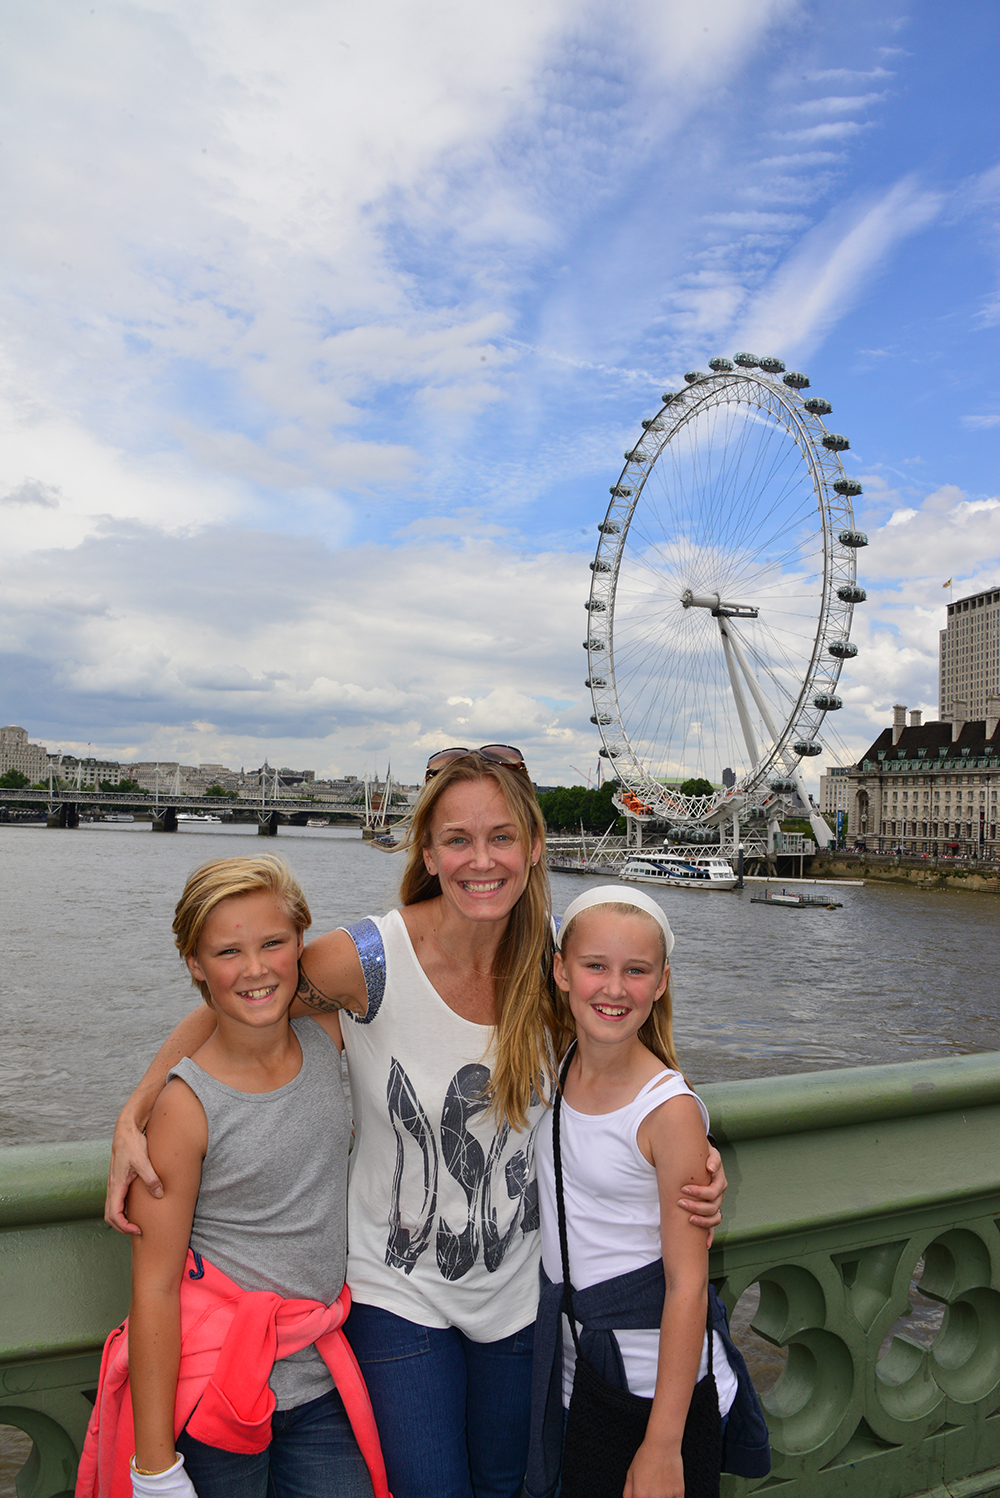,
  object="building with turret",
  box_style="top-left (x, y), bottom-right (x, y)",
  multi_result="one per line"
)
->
top-left (1, 725), bottom-right (52, 782)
